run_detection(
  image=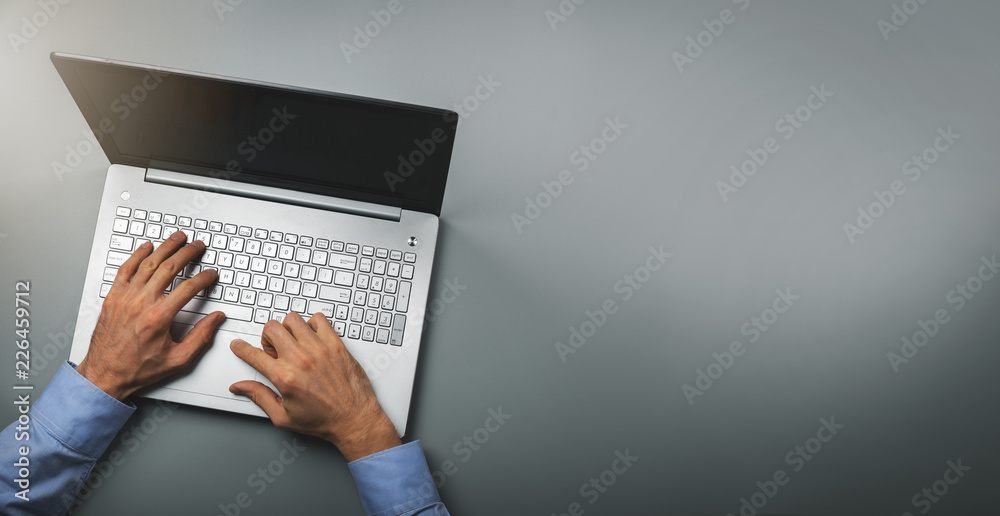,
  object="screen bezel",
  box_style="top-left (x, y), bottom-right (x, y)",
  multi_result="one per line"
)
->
top-left (50, 52), bottom-right (458, 216)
